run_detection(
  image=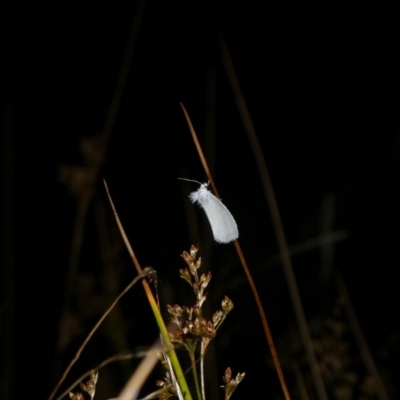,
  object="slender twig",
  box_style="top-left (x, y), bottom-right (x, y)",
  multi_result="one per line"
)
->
top-left (49, 269), bottom-right (153, 400)
top-left (200, 341), bottom-right (206, 400)
top-left (179, 103), bottom-right (291, 400)
top-left (189, 352), bottom-right (202, 400)
top-left (179, 104), bottom-right (218, 197)
top-left (55, 352), bottom-right (135, 400)
top-left (118, 340), bottom-right (164, 400)
top-left (218, 31), bottom-right (327, 400)
top-left (103, 181), bottom-right (193, 400)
